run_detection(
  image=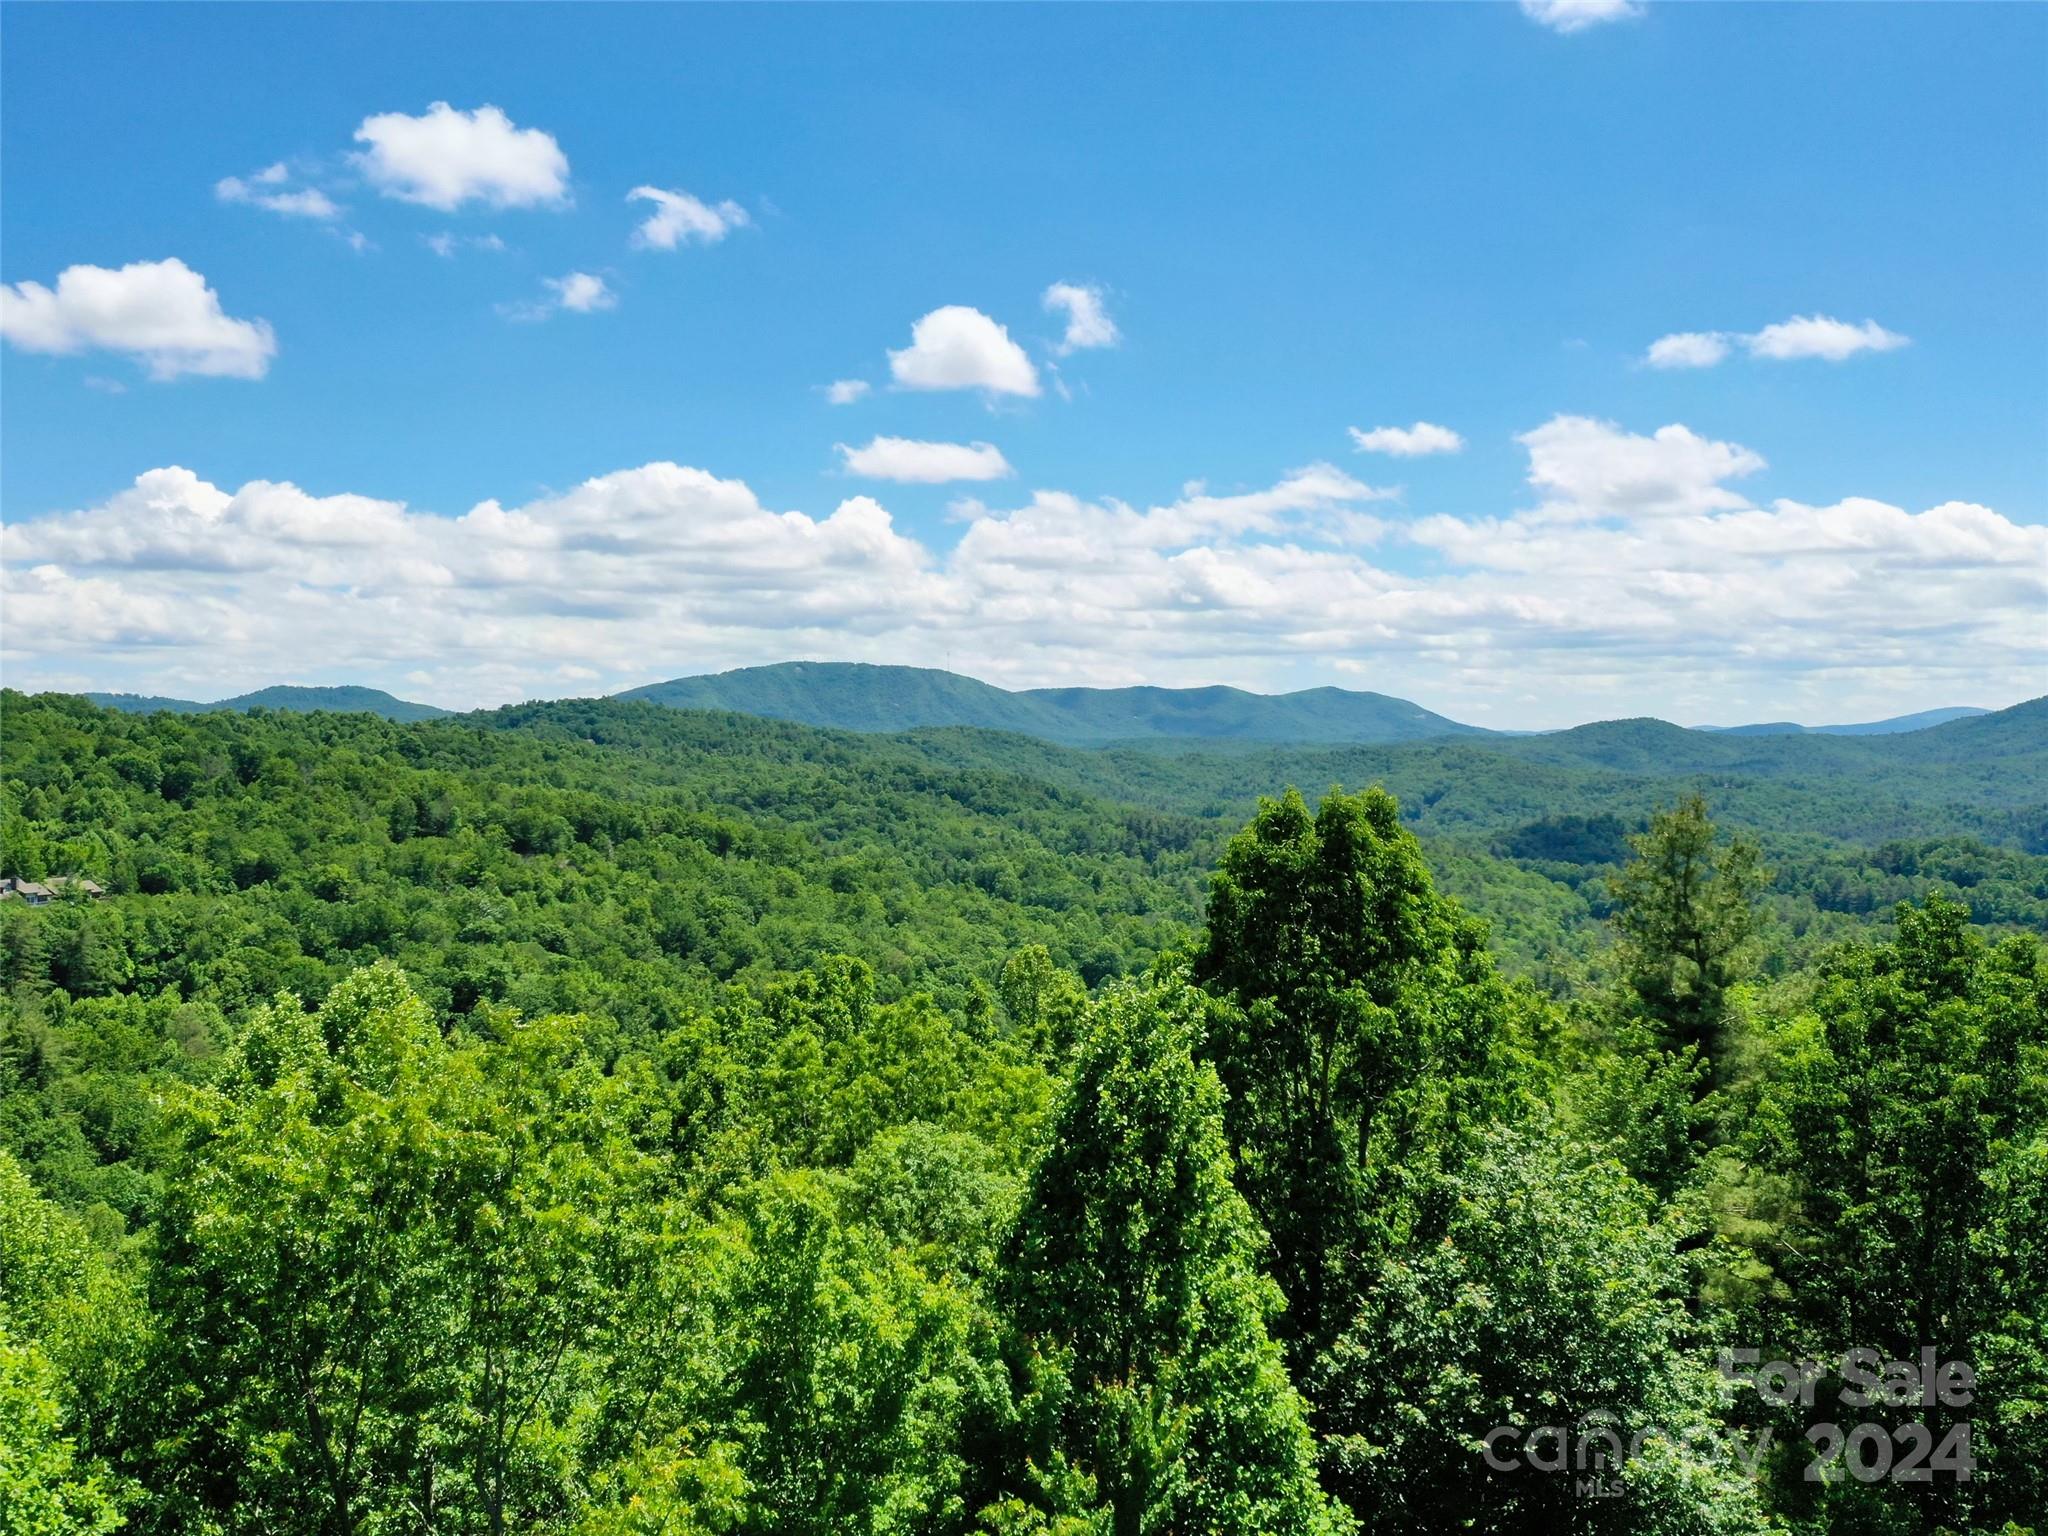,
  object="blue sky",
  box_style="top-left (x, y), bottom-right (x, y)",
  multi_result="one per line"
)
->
top-left (3, 1), bottom-right (2044, 727)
